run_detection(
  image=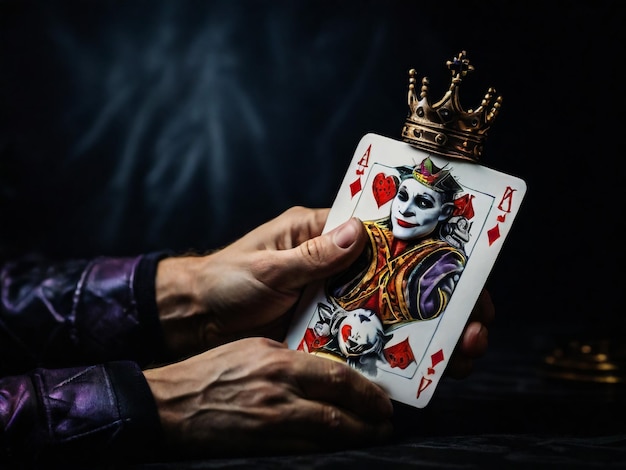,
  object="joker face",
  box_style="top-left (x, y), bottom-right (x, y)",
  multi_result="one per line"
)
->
top-left (390, 178), bottom-right (453, 240)
top-left (337, 308), bottom-right (385, 358)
